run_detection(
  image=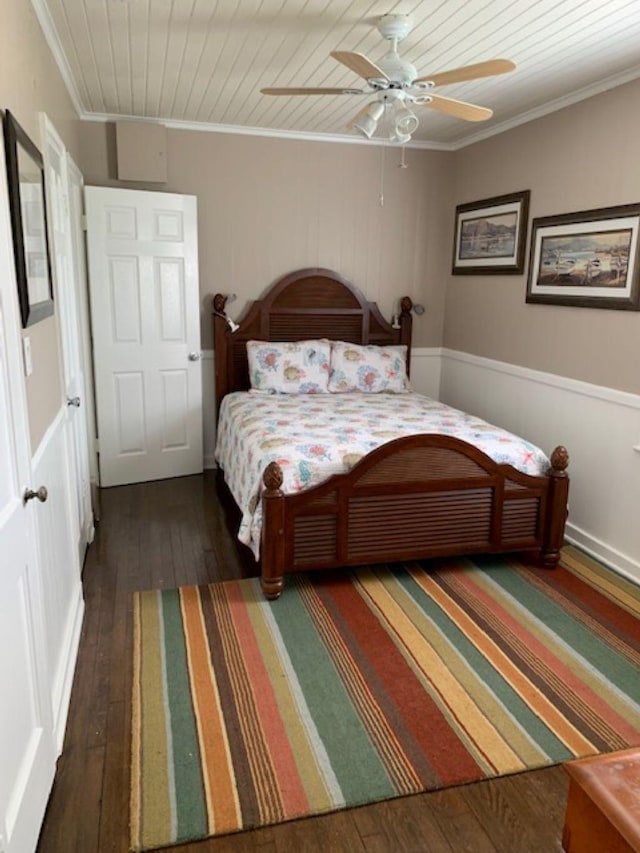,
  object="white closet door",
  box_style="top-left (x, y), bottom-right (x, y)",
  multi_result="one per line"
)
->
top-left (0, 131), bottom-right (55, 853)
top-left (85, 187), bottom-right (203, 487)
top-left (41, 114), bottom-right (93, 564)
